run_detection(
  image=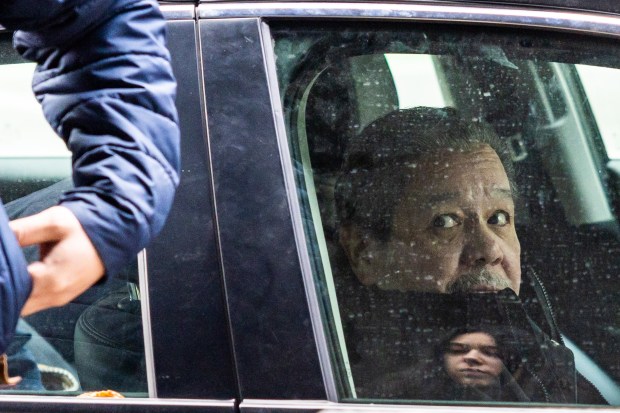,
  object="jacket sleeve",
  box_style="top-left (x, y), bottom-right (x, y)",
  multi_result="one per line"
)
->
top-left (0, 211), bottom-right (31, 353)
top-left (0, 0), bottom-right (181, 277)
